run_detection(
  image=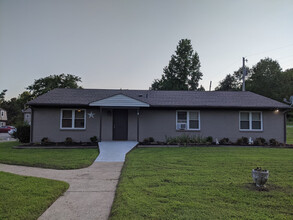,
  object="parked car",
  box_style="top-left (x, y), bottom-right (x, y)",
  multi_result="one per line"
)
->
top-left (8, 127), bottom-right (17, 136)
top-left (0, 126), bottom-right (15, 133)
